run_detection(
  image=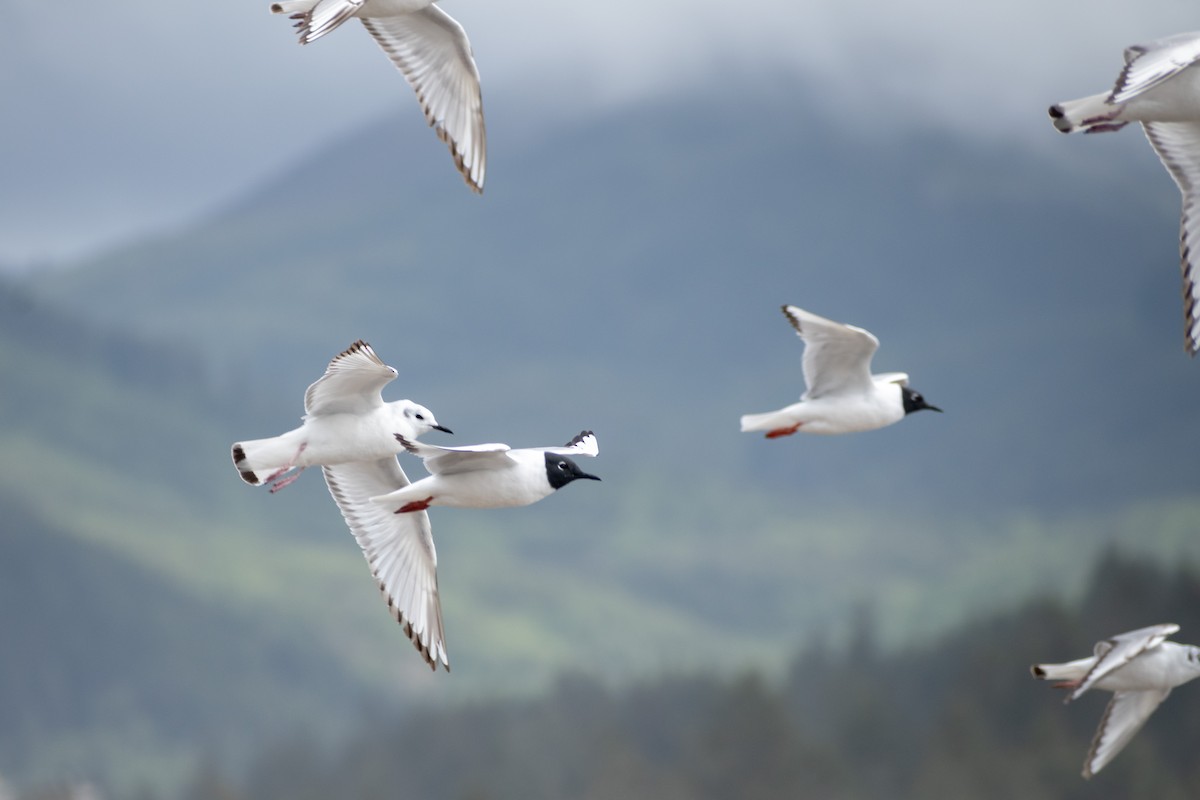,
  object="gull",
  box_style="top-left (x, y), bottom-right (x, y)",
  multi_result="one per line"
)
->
top-left (739, 305), bottom-right (940, 439)
top-left (372, 431), bottom-right (600, 513)
top-left (1049, 31), bottom-right (1200, 354)
top-left (271, 0), bottom-right (486, 193)
top-left (1031, 623), bottom-right (1200, 778)
top-left (231, 340), bottom-right (450, 492)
